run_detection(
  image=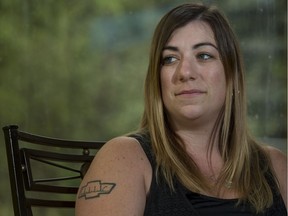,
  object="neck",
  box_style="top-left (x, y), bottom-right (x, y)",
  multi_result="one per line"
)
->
top-left (171, 109), bottom-right (223, 154)
top-left (175, 118), bottom-right (221, 149)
